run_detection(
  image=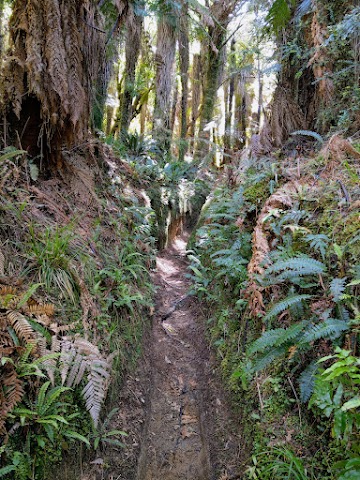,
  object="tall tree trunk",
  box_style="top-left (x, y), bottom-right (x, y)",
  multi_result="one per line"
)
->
top-left (178, 2), bottom-right (189, 162)
top-left (170, 79), bottom-right (179, 138)
top-left (0, 0), bottom-right (4, 65)
top-left (195, 0), bottom-right (239, 160)
top-left (189, 54), bottom-right (202, 153)
top-left (224, 38), bottom-right (236, 158)
top-left (234, 72), bottom-right (251, 150)
top-left (116, 3), bottom-right (143, 136)
top-left (153, 9), bottom-right (177, 155)
top-left (308, 1), bottom-right (334, 133)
